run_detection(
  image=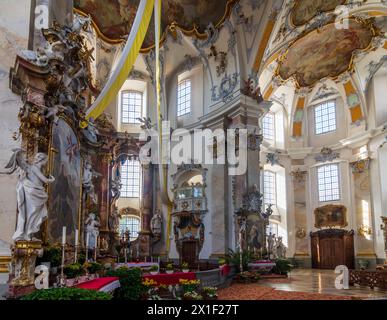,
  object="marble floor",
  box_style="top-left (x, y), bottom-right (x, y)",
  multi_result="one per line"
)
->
top-left (260, 269), bottom-right (387, 300)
